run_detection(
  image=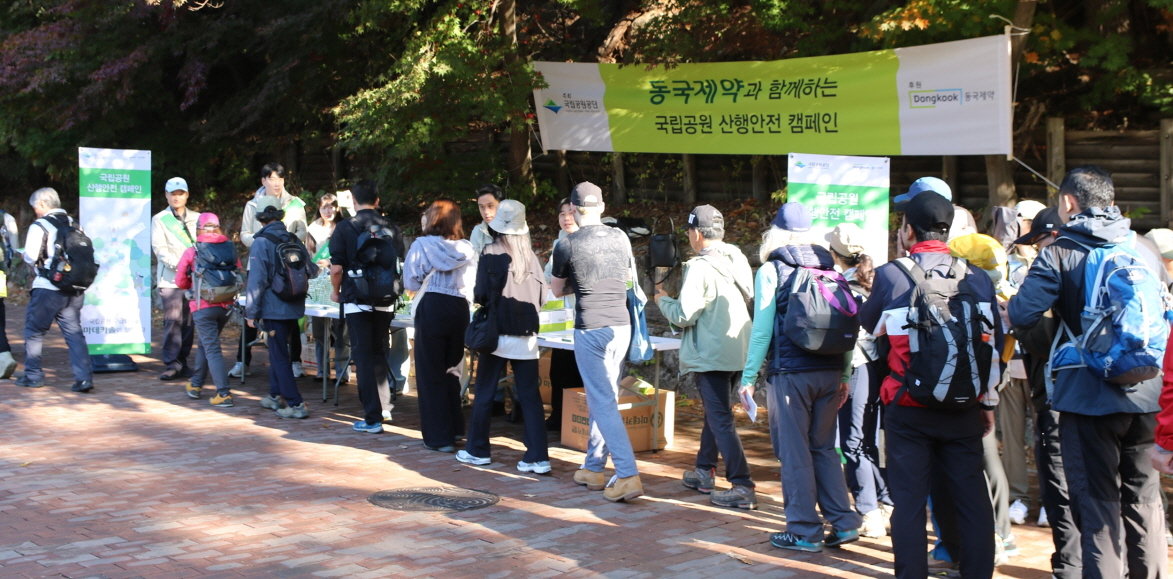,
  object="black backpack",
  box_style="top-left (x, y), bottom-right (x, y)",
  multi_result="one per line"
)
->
top-left (778, 264), bottom-right (861, 355)
top-left (893, 257), bottom-right (995, 409)
top-left (347, 216), bottom-right (402, 307)
top-left (37, 213), bottom-right (99, 295)
top-left (193, 240), bottom-right (243, 303)
top-left (257, 231), bottom-right (310, 302)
